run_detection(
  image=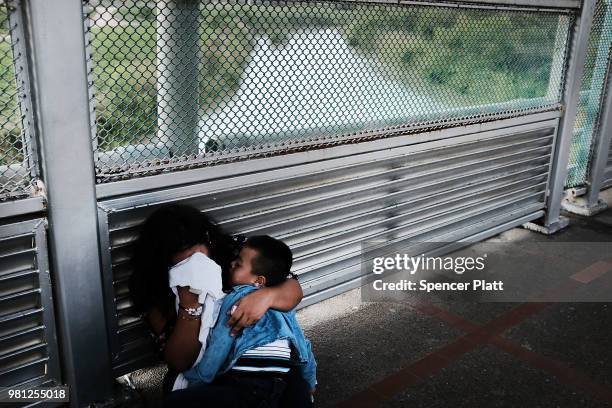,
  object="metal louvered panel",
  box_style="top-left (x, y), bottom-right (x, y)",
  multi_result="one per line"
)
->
top-left (98, 114), bottom-right (557, 375)
top-left (0, 219), bottom-right (61, 391)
